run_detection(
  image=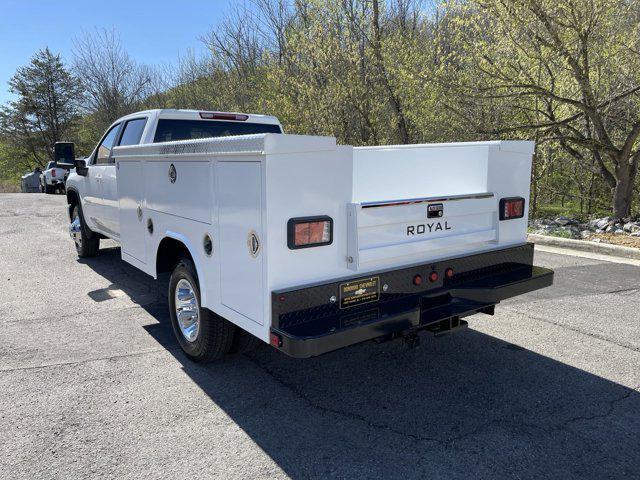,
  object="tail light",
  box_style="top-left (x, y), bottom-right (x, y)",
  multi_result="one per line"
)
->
top-left (287, 216), bottom-right (333, 249)
top-left (199, 111), bottom-right (248, 121)
top-left (51, 169), bottom-right (56, 177)
top-left (270, 332), bottom-right (282, 347)
top-left (499, 197), bottom-right (525, 220)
